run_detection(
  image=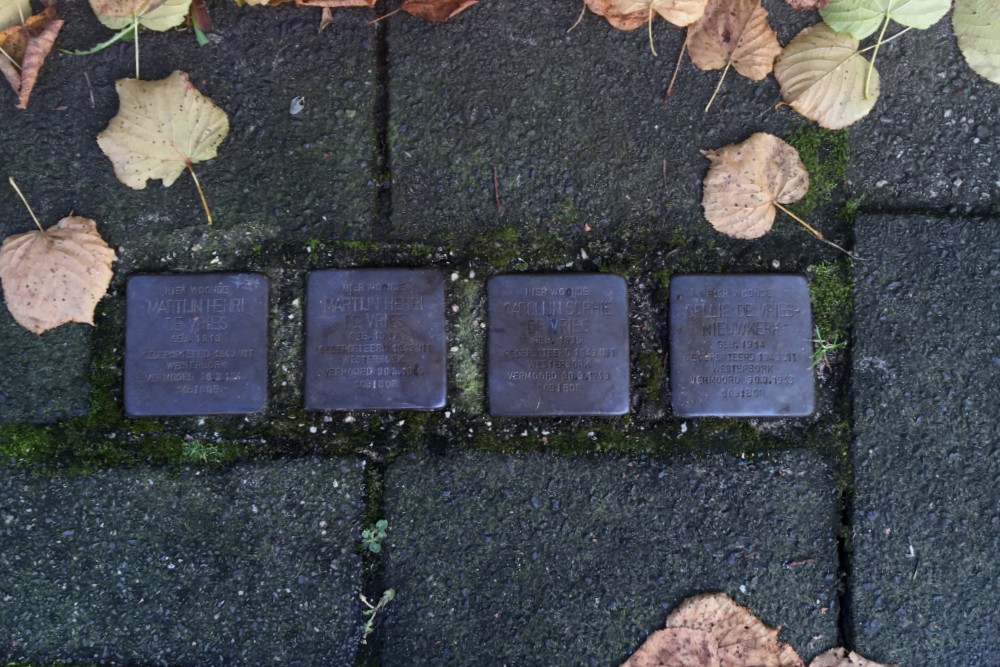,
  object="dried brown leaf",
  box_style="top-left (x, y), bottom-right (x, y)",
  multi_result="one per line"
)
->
top-left (298, 0), bottom-right (373, 7)
top-left (621, 627), bottom-right (721, 667)
top-left (585, 0), bottom-right (649, 29)
top-left (687, 0), bottom-right (781, 80)
top-left (665, 592), bottom-right (804, 666)
top-left (609, 0), bottom-right (708, 28)
top-left (699, 134), bottom-right (808, 239)
top-left (0, 7), bottom-right (64, 109)
top-left (318, 6), bottom-right (334, 29)
top-left (809, 648), bottom-right (896, 667)
top-left (784, 0), bottom-right (829, 9)
top-left (0, 216), bottom-right (116, 335)
top-left (773, 22), bottom-right (878, 130)
top-left (399, 0), bottom-right (478, 22)
top-left (97, 71), bottom-right (229, 190)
